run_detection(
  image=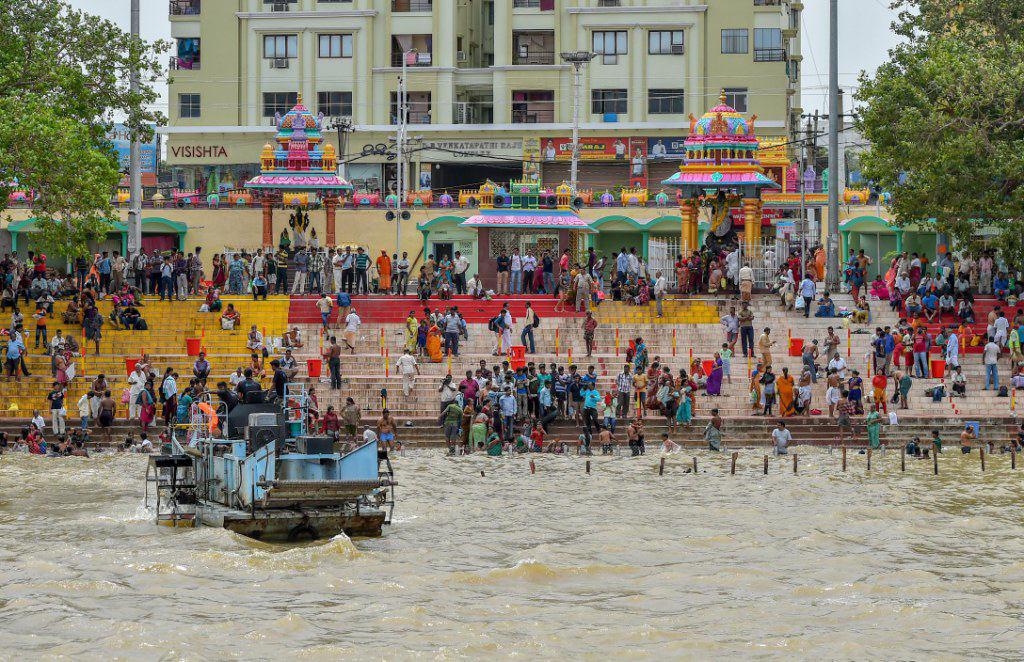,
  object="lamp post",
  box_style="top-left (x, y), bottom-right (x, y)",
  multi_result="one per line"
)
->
top-left (559, 51), bottom-right (594, 195)
top-left (127, 0), bottom-right (142, 257)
